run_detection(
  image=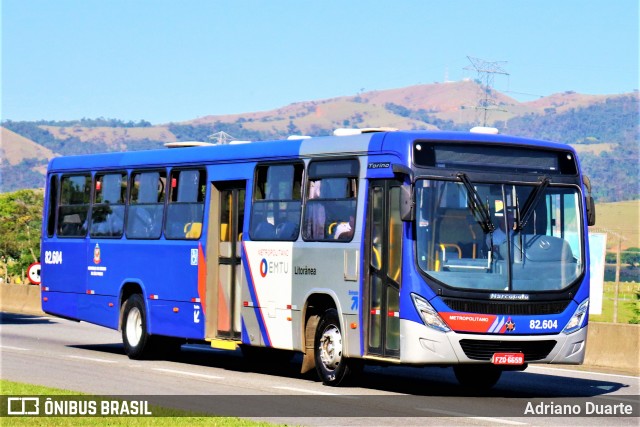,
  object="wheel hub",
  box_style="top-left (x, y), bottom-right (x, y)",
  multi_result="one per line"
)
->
top-left (319, 325), bottom-right (342, 370)
top-left (126, 307), bottom-right (142, 346)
